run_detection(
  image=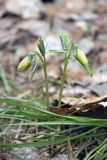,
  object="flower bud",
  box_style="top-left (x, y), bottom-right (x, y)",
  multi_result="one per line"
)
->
top-left (74, 47), bottom-right (93, 76)
top-left (17, 56), bottom-right (31, 72)
top-left (75, 48), bottom-right (88, 65)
